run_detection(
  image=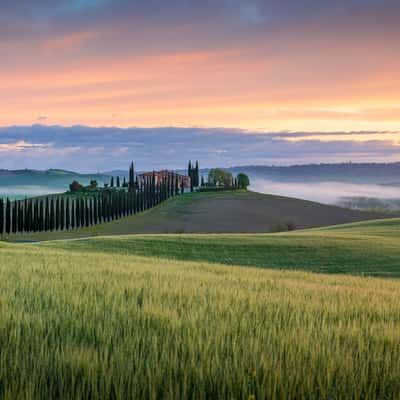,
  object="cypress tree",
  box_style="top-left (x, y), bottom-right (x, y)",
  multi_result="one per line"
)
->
top-left (39, 200), bottom-right (44, 232)
top-left (103, 195), bottom-right (107, 222)
top-left (125, 192), bottom-right (129, 216)
top-left (45, 197), bottom-right (50, 231)
top-left (80, 198), bottom-right (85, 227)
top-left (100, 196), bottom-right (105, 223)
top-left (84, 199), bottom-right (89, 227)
top-left (60, 197), bottom-right (65, 231)
top-left (26, 200), bottom-right (32, 233)
top-left (5, 198), bottom-right (11, 234)
top-left (18, 201), bottom-right (23, 233)
top-left (117, 176), bottom-right (120, 188)
top-left (49, 198), bottom-right (55, 231)
top-left (12, 201), bottom-right (17, 234)
top-left (93, 197), bottom-right (98, 225)
top-left (151, 173), bottom-right (156, 206)
top-left (195, 161), bottom-right (199, 187)
top-left (143, 177), bottom-right (147, 210)
top-left (133, 190), bottom-right (137, 214)
top-left (117, 192), bottom-right (122, 217)
top-left (118, 192), bottom-right (122, 218)
top-left (33, 200), bottom-right (40, 232)
top-left (123, 192), bottom-right (127, 217)
top-left (115, 192), bottom-right (119, 219)
top-left (29, 200), bottom-right (33, 233)
top-left (110, 177), bottom-right (114, 187)
top-left (0, 198), bottom-right (4, 235)
top-left (18, 200), bottom-right (23, 233)
top-left (33, 200), bottom-right (39, 232)
top-left (175, 174), bottom-right (179, 196)
top-left (108, 194), bottom-right (113, 220)
top-left (99, 196), bottom-right (106, 222)
top-left (54, 197), bottom-right (59, 230)
top-left (70, 199), bottom-right (75, 230)
top-left (76, 198), bottom-right (80, 228)
top-left (128, 162), bottom-right (133, 191)
top-left (89, 198), bottom-right (94, 226)
top-left (107, 195), bottom-right (112, 222)
top-left (65, 198), bottom-right (70, 230)
top-left (95, 196), bottom-right (100, 223)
